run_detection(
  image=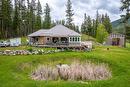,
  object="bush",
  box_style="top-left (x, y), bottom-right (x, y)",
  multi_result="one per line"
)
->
top-left (27, 48), bottom-right (33, 52)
